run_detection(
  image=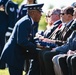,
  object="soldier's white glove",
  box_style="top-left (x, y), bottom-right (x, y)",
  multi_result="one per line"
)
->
top-left (5, 32), bottom-right (11, 37)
